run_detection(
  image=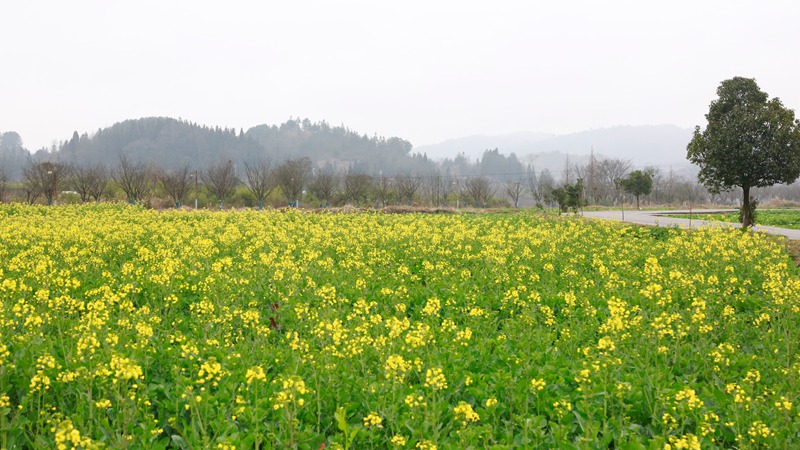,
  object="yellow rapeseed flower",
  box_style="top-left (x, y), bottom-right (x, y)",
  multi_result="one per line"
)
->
top-left (424, 368), bottom-right (447, 391)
